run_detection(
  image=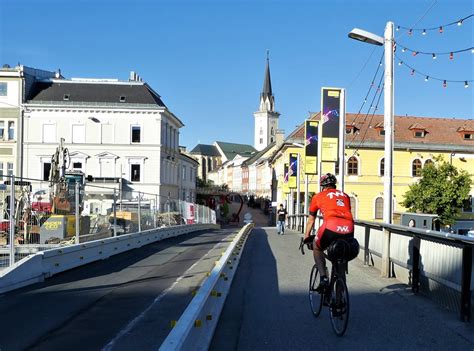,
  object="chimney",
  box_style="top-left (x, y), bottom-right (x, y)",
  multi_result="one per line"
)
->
top-left (275, 129), bottom-right (285, 147)
top-left (130, 71), bottom-right (136, 81)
